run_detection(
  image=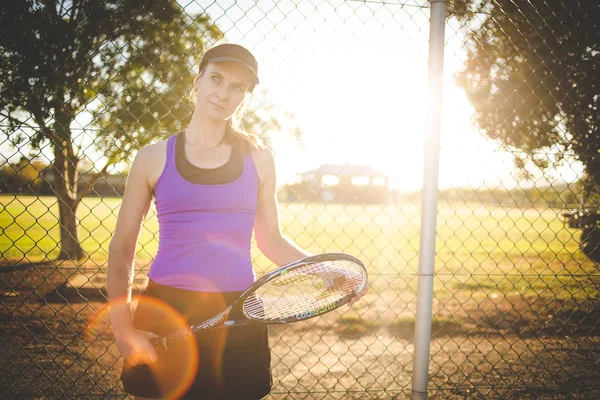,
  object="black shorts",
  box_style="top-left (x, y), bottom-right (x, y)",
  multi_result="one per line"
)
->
top-left (121, 280), bottom-right (272, 399)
